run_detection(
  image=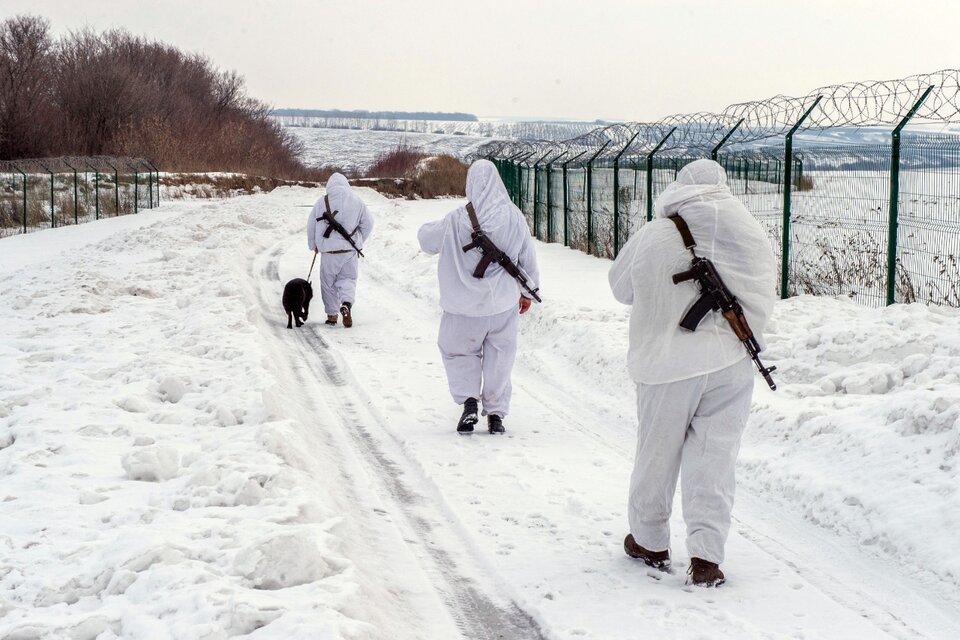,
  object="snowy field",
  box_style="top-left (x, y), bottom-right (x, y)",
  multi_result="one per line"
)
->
top-left (1, 187), bottom-right (959, 639)
top-left (287, 127), bottom-right (493, 172)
